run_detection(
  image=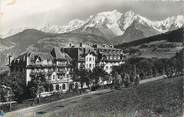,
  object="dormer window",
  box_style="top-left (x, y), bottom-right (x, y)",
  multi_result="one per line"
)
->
top-left (110, 56), bottom-right (113, 60)
top-left (35, 58), bottom-right (40, 64)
